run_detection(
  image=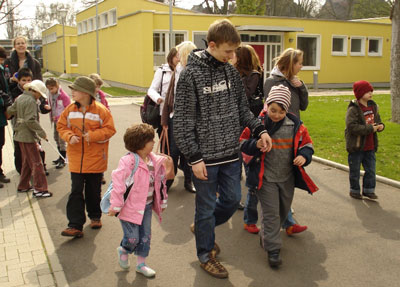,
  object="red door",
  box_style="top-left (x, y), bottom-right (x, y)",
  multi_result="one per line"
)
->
top-left (250, 44), bottom-right (265, 70)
